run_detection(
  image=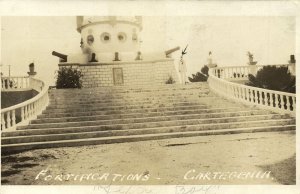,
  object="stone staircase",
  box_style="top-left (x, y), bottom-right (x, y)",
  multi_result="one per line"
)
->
top-left (1, 83), bottom-right (296, 152)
